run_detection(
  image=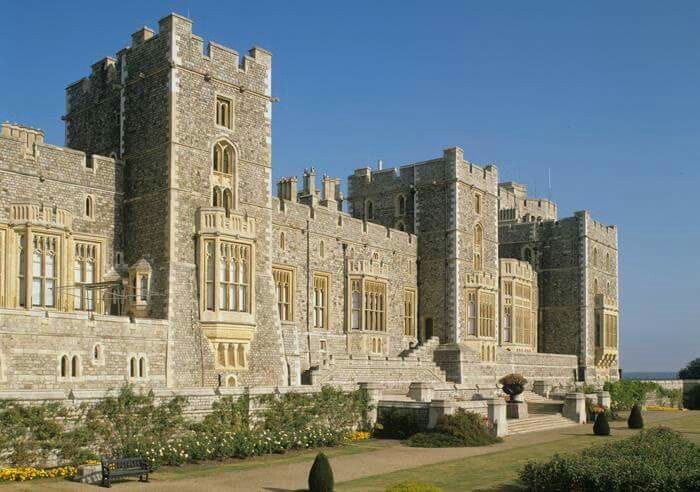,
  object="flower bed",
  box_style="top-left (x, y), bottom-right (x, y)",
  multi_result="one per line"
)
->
top-left (0, 465), bottom-right (77, 482)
